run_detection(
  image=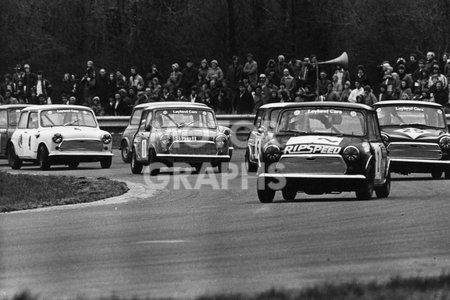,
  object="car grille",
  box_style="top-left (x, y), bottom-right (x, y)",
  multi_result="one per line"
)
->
top-left (277, 155), bottom-right (347, 174)
top-left (170, 141), bottom-right (217, 155)
top-left (388, 143), bottom-right (442, 160)
top-left (60, 140), bottom-right (103, 152)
